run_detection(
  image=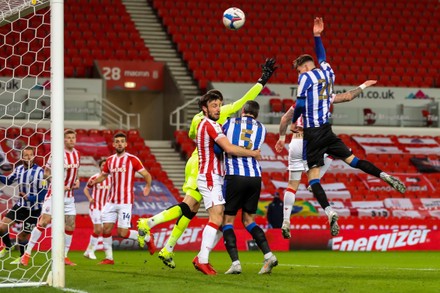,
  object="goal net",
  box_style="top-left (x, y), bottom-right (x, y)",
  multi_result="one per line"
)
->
top-left (0, 0), bottom-right (59, 288)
